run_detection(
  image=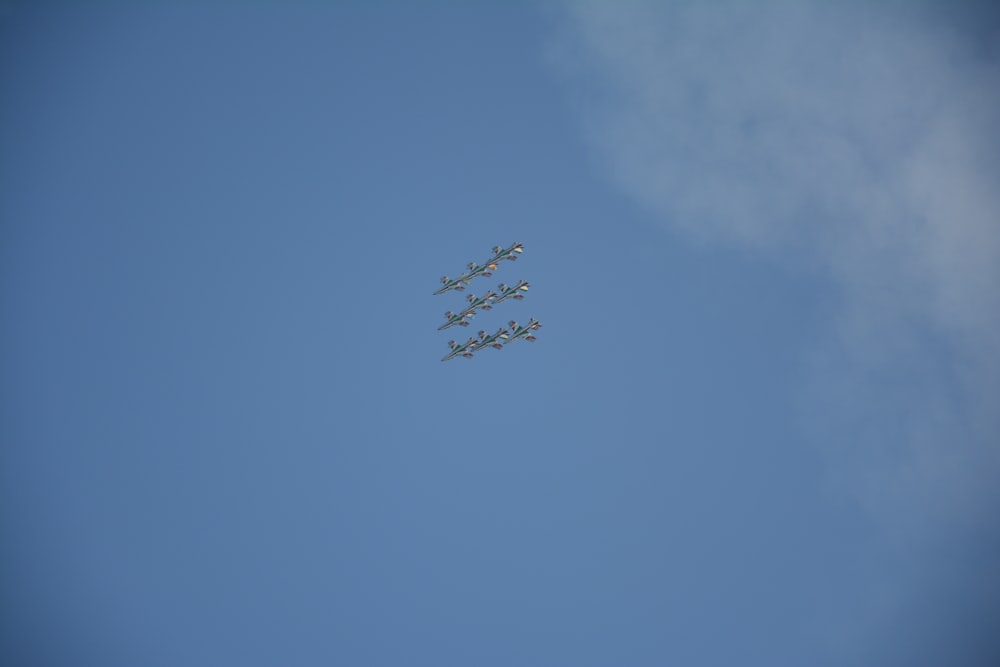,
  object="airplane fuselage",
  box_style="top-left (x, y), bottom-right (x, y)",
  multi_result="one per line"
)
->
top-left (505, 320), bottom-right (541, 343)
top-left (506, 330), bottom-right (535, 343)
top-left (472, 328), bottom-right (509, 351)
top-left (493, 281), bottom-right (529, 304)
top-left (485, 243), bottom-right (523, 265)
top-left (465, 293), bottom-right (495, 312)
top-left (442, 338), bottom-right (478, 361)
top-left (457, 263), bottom-right (496, 283)
top-left (438, 315), bottom-right (471, 331)
top-left (454, 296), bottom-right (494, 322)
top-left (433, 277), bottom-right (468, 296)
